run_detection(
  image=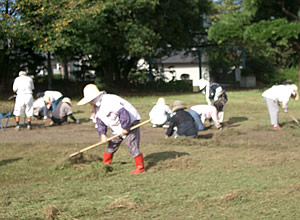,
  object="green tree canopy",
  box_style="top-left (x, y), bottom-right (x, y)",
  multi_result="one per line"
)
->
top-left (208, 0), bottom-right (300, 86)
